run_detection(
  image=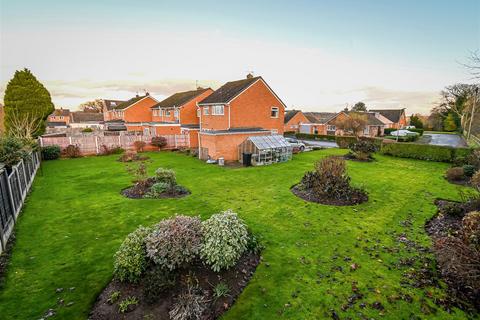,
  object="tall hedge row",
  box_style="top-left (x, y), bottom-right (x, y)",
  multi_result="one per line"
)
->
top-left (380, 143), bottom-right (472, 162)
top-left (294, 133), bottom-right (336, 141)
